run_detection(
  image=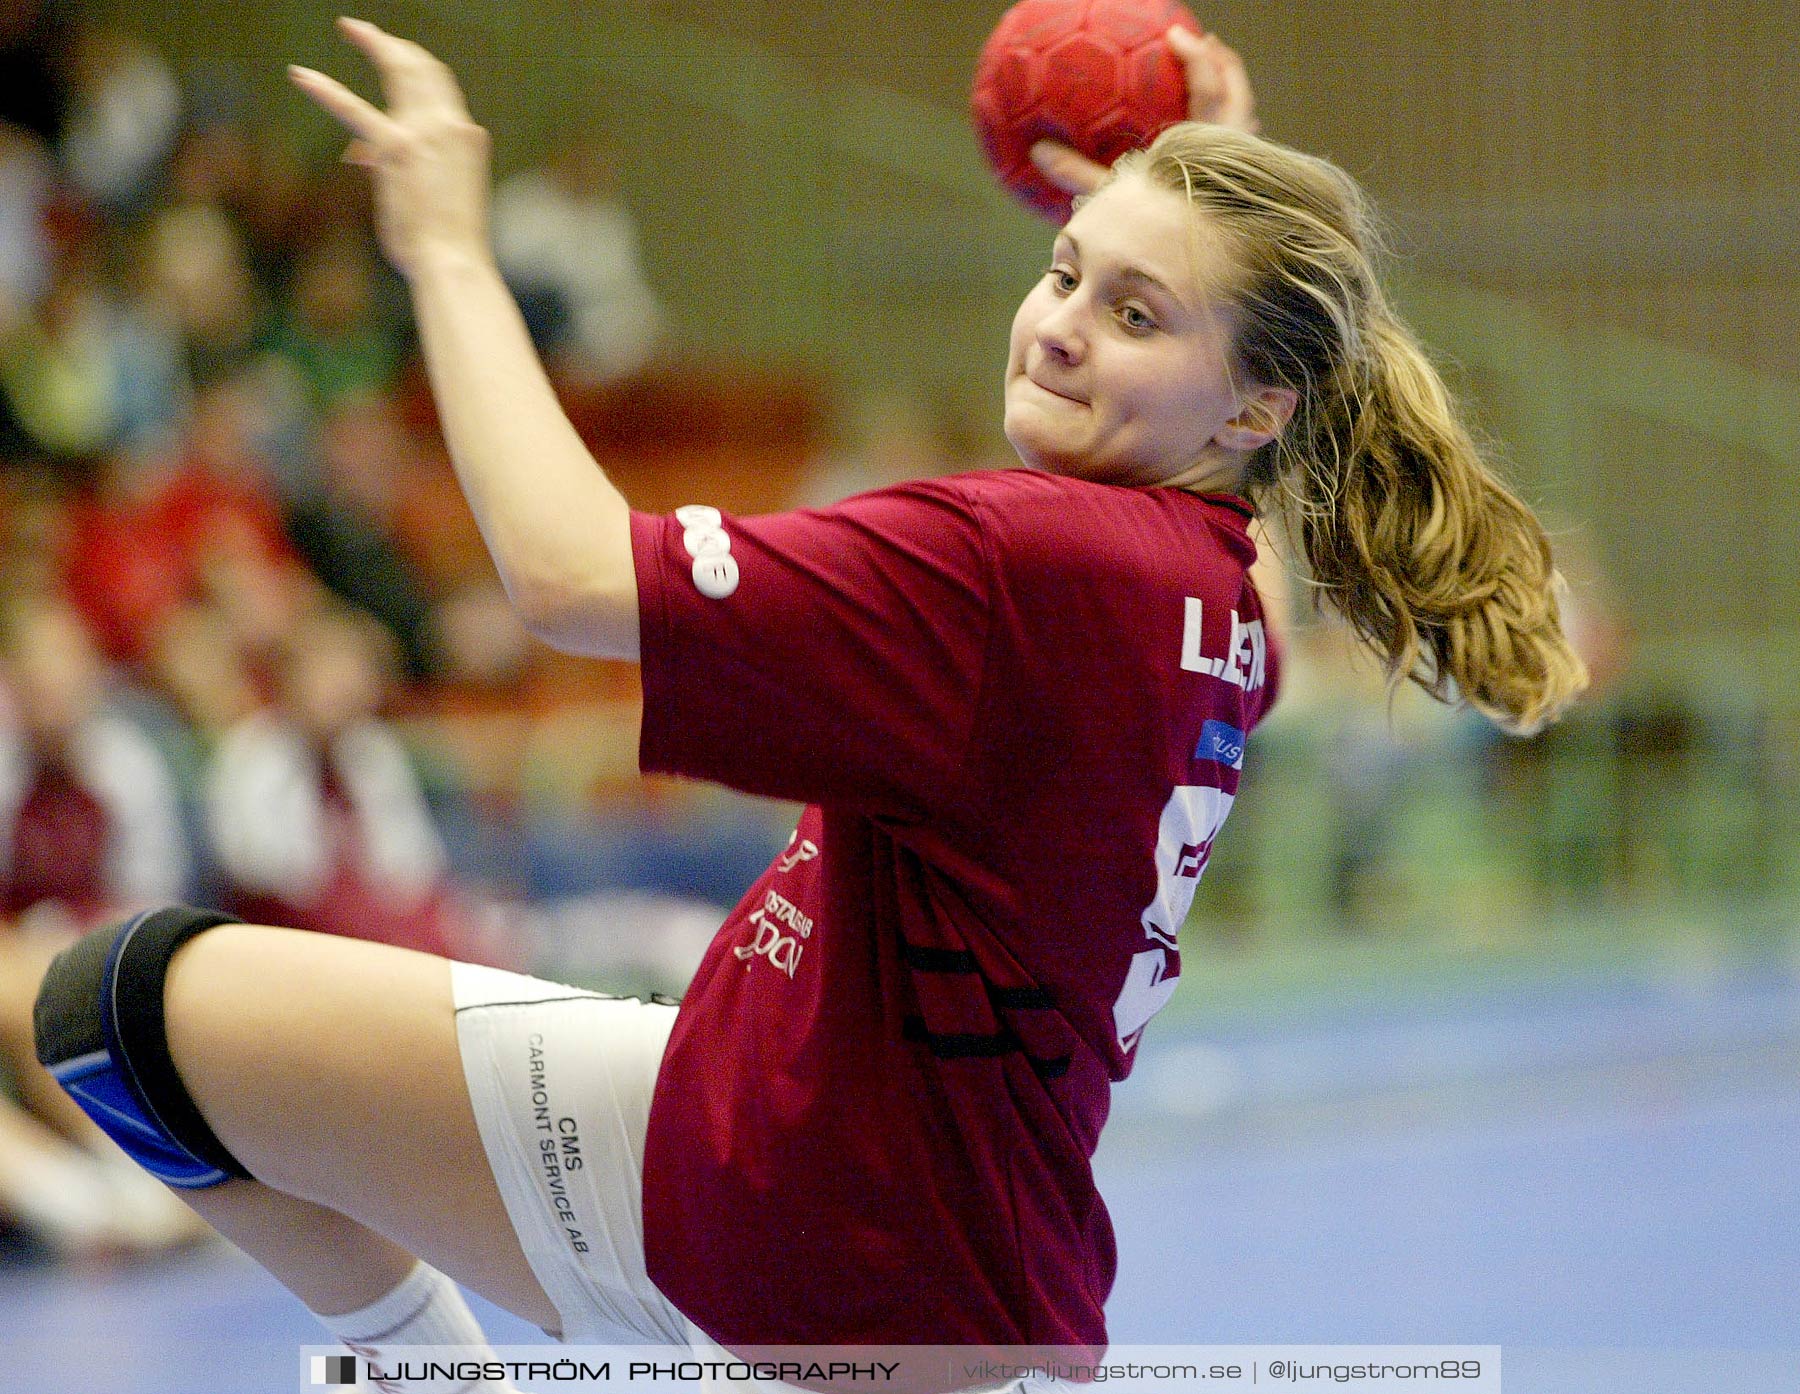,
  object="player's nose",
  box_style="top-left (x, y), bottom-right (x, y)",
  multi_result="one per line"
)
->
top-left (1035, 296), bottom-right (1085, 364)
